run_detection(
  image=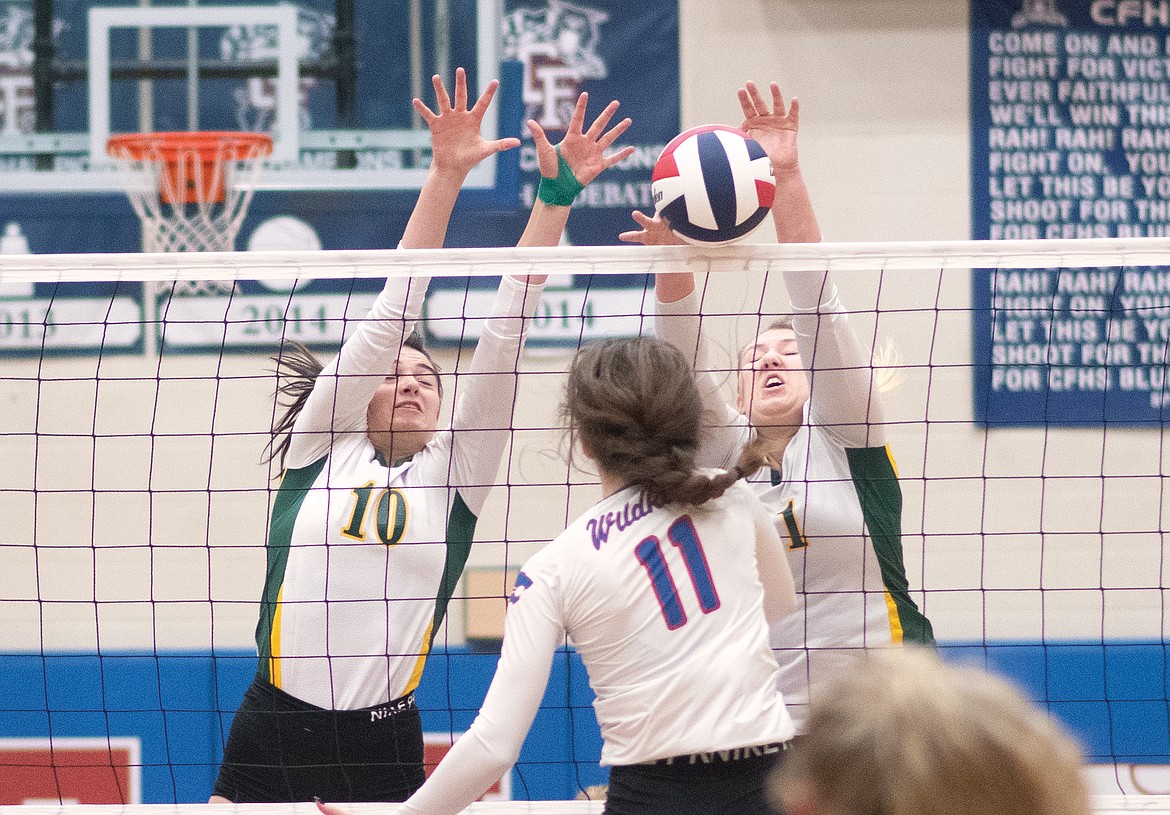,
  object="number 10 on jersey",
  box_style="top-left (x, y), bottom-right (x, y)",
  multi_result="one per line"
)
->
top-left (635, 516), bottom-right (720, 630)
